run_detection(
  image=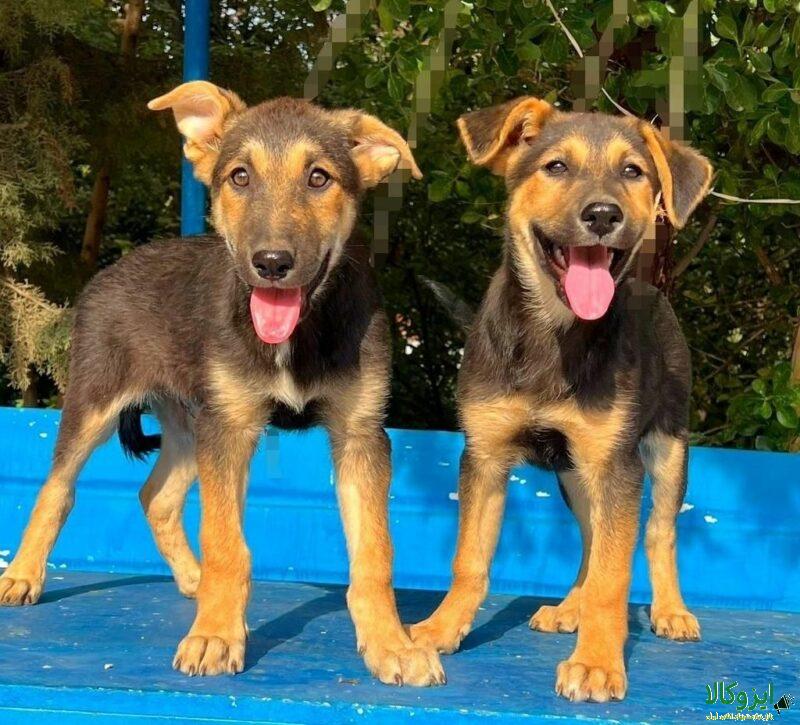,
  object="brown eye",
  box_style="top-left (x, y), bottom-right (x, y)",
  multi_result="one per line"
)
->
top-left (545, 160), bottom-right (568, 175)
top-left (622, 163), bottom-right (643, 179)
top-left (308, 168), bottom-right (331, 189)
top-left (230, 167), bottom-right (249, 187)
